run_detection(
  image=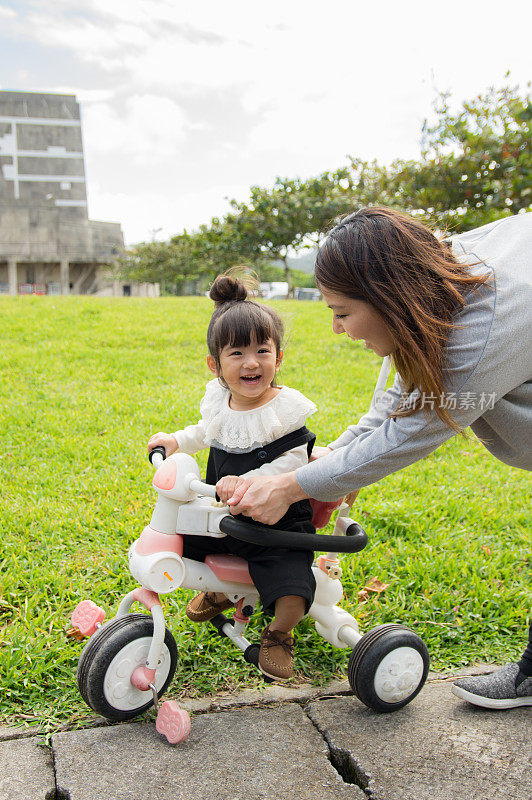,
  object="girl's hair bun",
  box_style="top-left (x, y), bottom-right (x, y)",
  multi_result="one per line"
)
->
top-left (209, 268), bottom-right (257, 307)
